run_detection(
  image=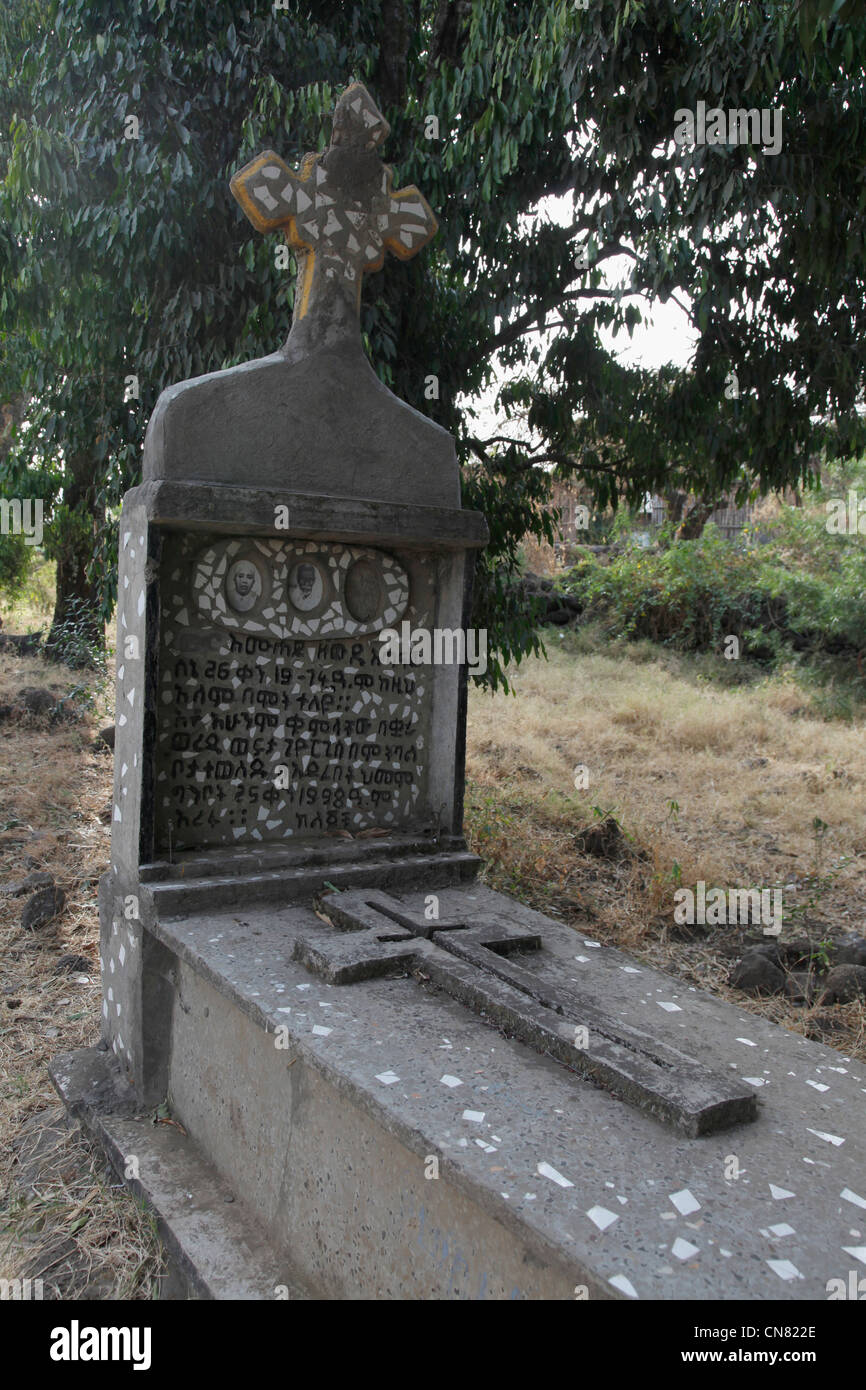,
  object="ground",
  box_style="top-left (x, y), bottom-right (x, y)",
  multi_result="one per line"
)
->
top-left (466, 632), bottom-right (866, 1056)
top-left (0, 643), bottom-right (164, 1298)
top-left (1, 622), bottom-right (865, 1296)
